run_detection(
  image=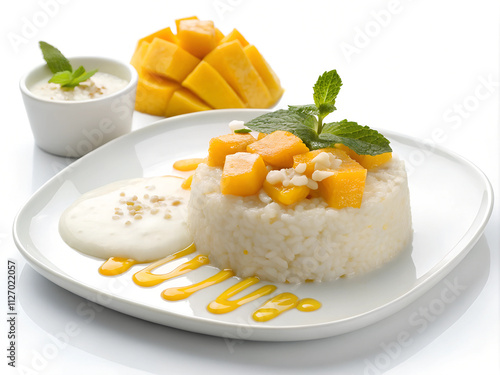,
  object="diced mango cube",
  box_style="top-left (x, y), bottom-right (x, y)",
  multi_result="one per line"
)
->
top-left (221, 152), bottom-right (267, 196)
top-left (293, 149), bottom-right (330, 178)
top-left (263, 180), bottom-right (310, 206)
top-left (130, 41), bottom-right (150, 72)
top-left (138, 26), bottom-right (177, 46)
top-left (247, 130), bottom-right (309, 168)
top-left (218, 28), bottom-right (249, 47)
top-left (207, 133), bottom-right (256, 167)
top-left (177, 20), bottom-right (217, 59)
top-left (215, 28), bottom-right (225, 43)
top-left (142, 38), bottom-right (200, 83)
top-left (182, 61), bottom-right (245, 109)
top-left (335, 144), bottom-right (392, 169)
top-left (175, 16), bottom-right (199, 33)
top-left (135, 74), bottom-right (180, 116)
top-left (204, 40), bottom-right (272, 108)
top-left (244, 45), bottom-right (284, 106)
top-left (165, 88), bottom-right (211, 117)
top-left (315, 149), bottom-right (367, 209)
